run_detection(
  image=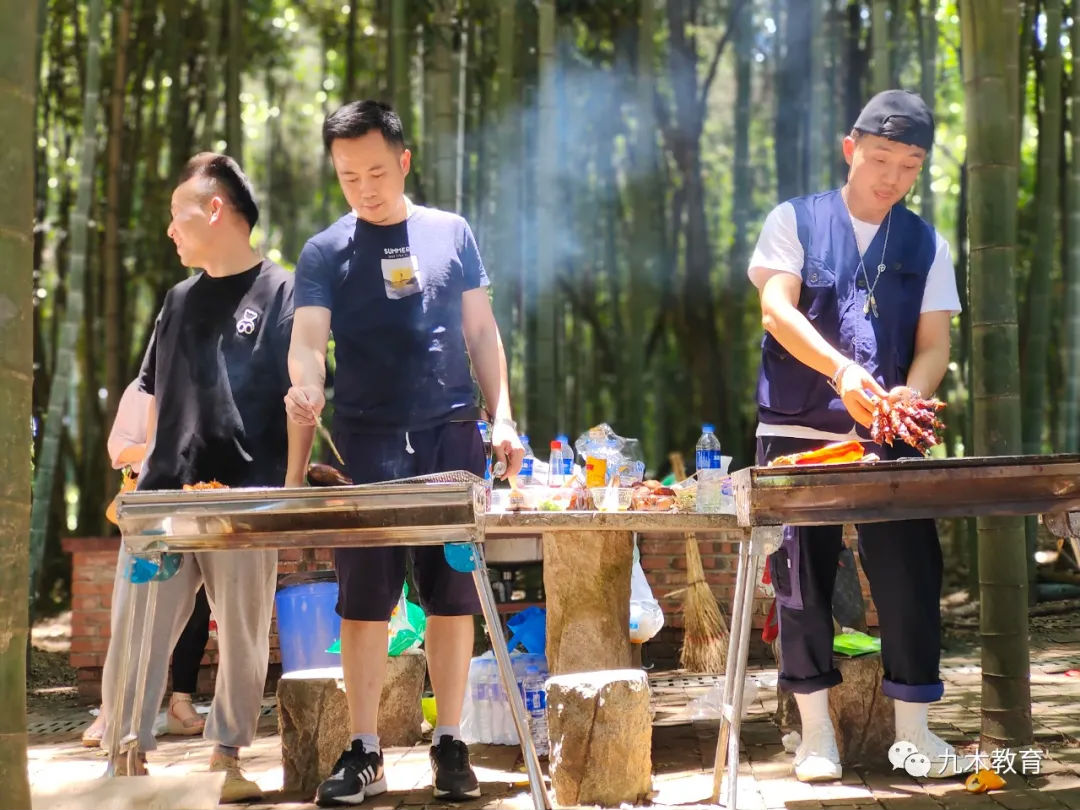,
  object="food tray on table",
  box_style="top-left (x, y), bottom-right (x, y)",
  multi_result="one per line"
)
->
top-left (732, 453), bottom-right (1080, 527)
top-left (116, 475), bottom-right (487, 553)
